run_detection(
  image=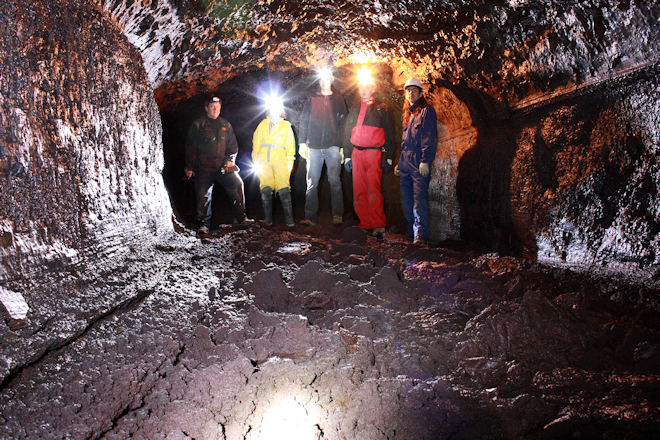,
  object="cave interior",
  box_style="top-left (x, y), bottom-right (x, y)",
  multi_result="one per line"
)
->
top-left (1, 0), bottom-right (660, 439)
